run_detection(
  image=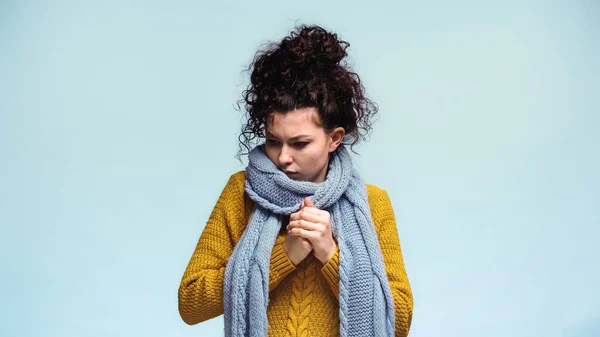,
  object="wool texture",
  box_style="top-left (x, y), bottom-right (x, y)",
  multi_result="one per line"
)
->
top-left (223, 145), bottom-right (395, 337)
